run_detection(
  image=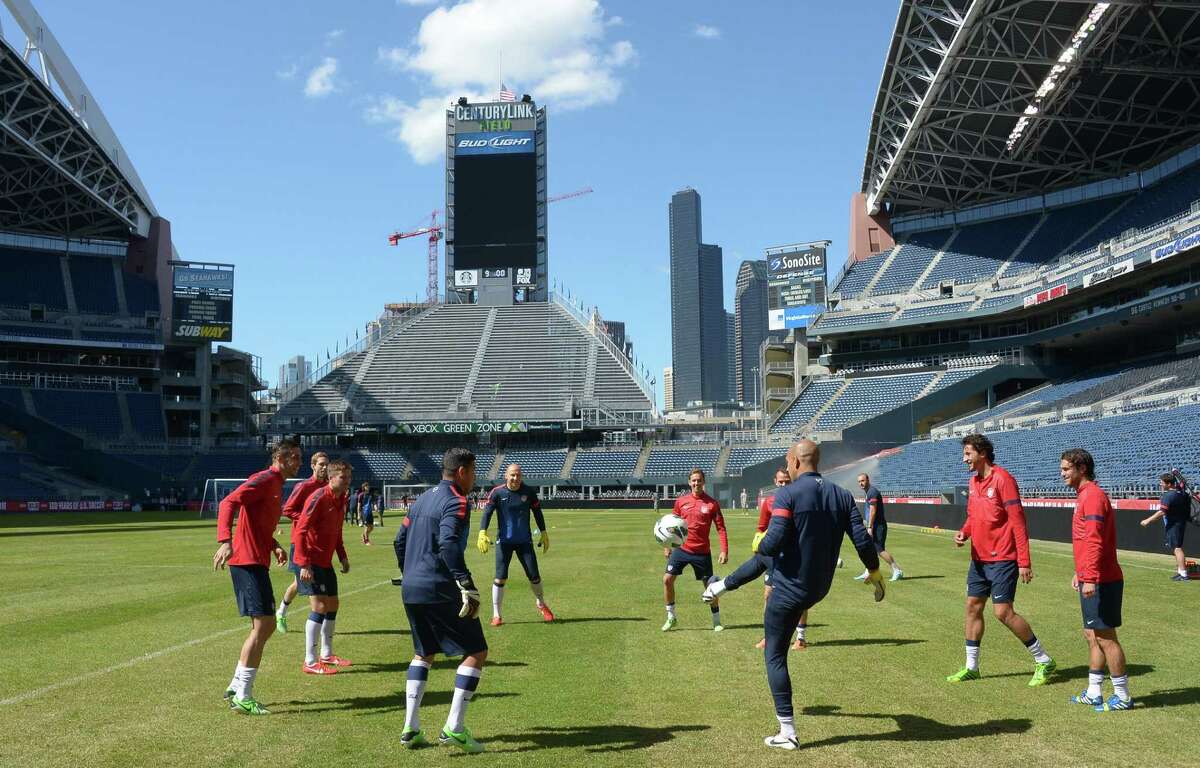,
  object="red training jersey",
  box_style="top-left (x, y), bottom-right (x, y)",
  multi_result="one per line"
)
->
top-left (672, 491), bottom-right (728, 555)
top-left (217, 467), bottom-right (285, 567)
top-left (282, 474), bottom-right (328, 545)
top-left (757, 493), bottom-right (775, 533)
top-left (294, 485), bottom-right (349, 569)
top-left (1071, 481), bottom-right (1123, 583)
top-left (961, 465), bottom-right (1031, 567)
